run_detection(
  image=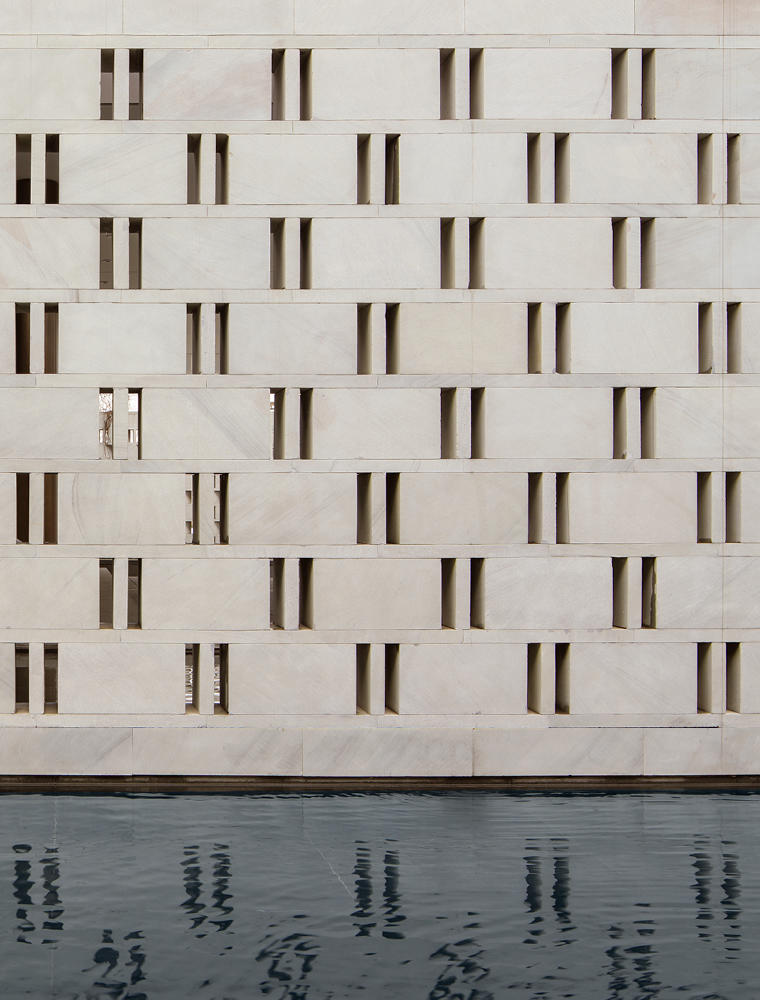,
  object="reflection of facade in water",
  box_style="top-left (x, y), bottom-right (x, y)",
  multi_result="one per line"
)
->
top-left (12, 843), bottom-right (63, 945)
top-left (351, 840), bottom-right (406, 940)
top-left (181, 843), bottom-right (234, 936)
